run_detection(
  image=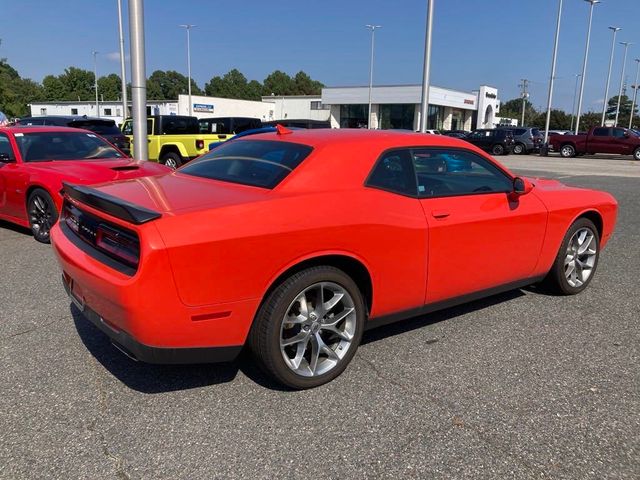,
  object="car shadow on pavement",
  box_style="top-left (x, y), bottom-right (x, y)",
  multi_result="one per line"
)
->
top-left (72, 306), bottom-right (243, 394)
top-left (0, 219), bottom-right (32, 237)
top-left (362, 289), bottom-right (526, 345)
